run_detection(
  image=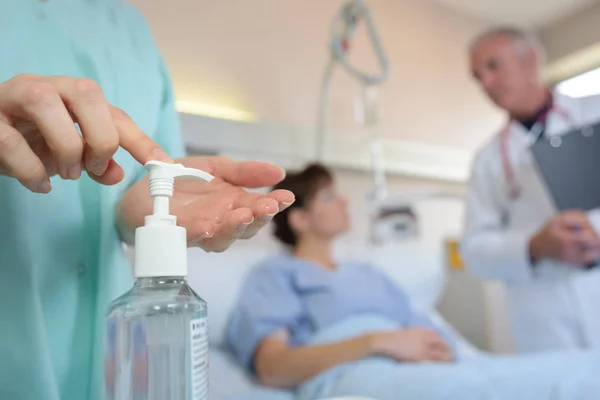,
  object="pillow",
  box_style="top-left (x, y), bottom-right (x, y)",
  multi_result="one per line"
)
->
top-left (334, 239), bottom-right (447, 313)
